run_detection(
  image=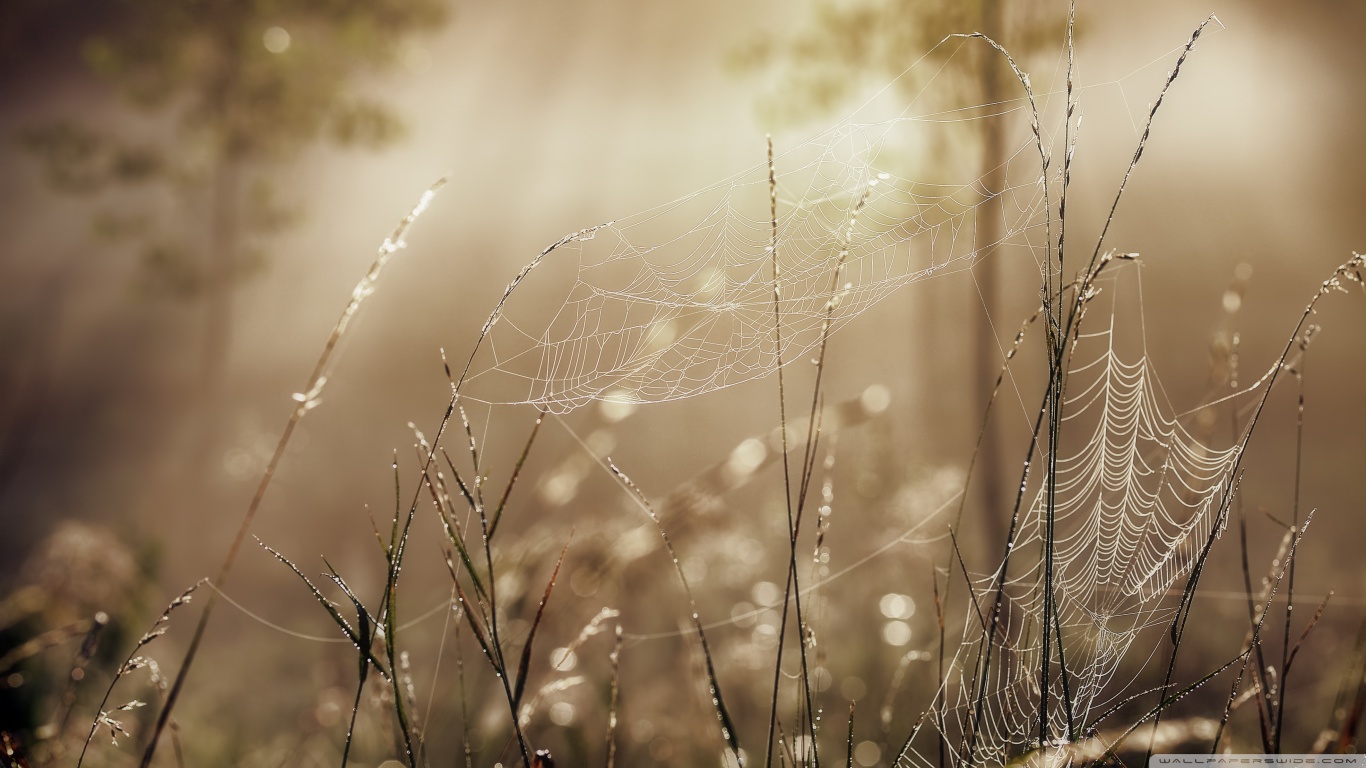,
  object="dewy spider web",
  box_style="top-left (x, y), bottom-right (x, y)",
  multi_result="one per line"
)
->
top-left (920, 274), bottom-right (1244, 767)
top-left (455, 46), bottom-right (1053, 412)
top-left (451, 31), bottom-right (1212, 414)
